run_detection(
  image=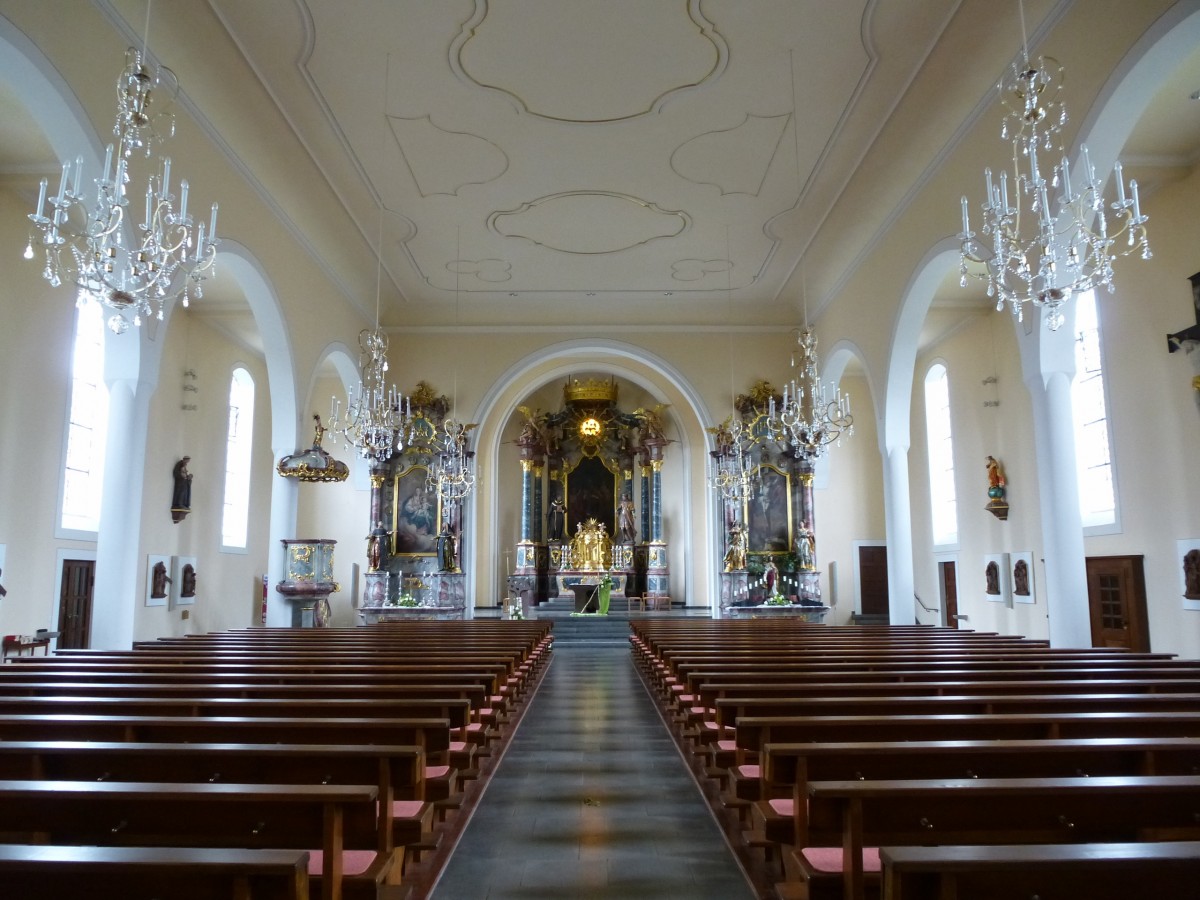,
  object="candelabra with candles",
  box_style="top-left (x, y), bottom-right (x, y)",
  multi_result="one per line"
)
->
top-left (327, 326), bottom-right (412, 463)
top-left (24, 45), bottom-right (219, 334)
top-left (958, 52), bottom-right (1150, 332)
top-left (766, 327), bottom-right (853, 460)
top-left (428, 419), bottom-right (476, 502)
top-left (708, 417), bottom-right (758, 505)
